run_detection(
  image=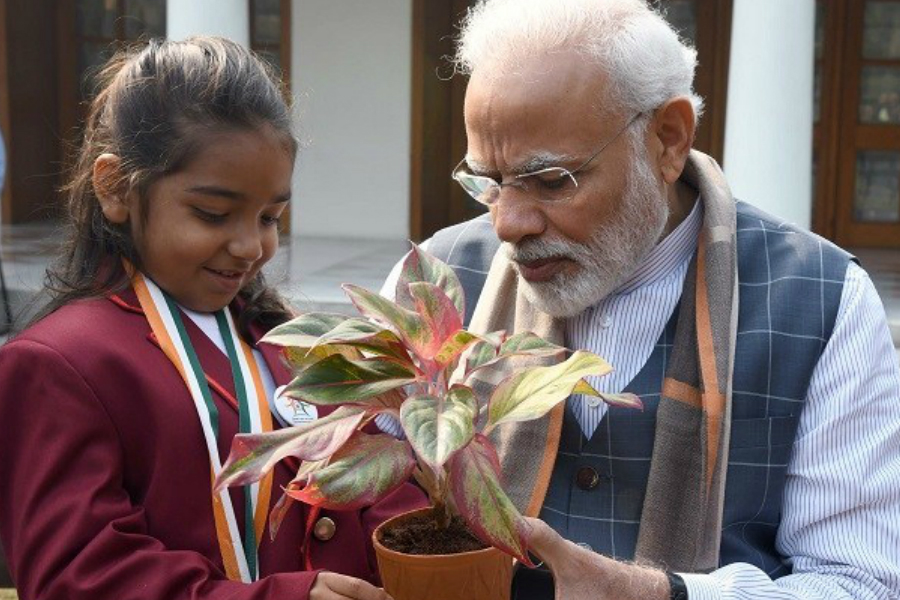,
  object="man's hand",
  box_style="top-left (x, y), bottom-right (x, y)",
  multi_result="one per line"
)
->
top-left (523, 517), bottom-right (670, 600)
top-left (310, 572), bottom-right (394, 600)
